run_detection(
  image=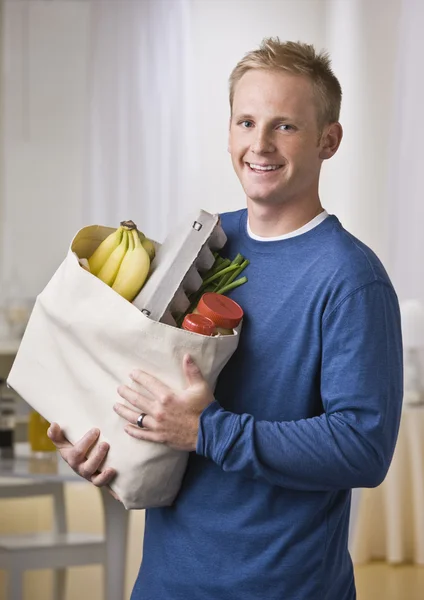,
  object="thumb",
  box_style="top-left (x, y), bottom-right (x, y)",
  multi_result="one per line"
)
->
top-left (183, 354), bottom-right (204, 386)
top-left (47, 422), bottom-right (71, 449)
